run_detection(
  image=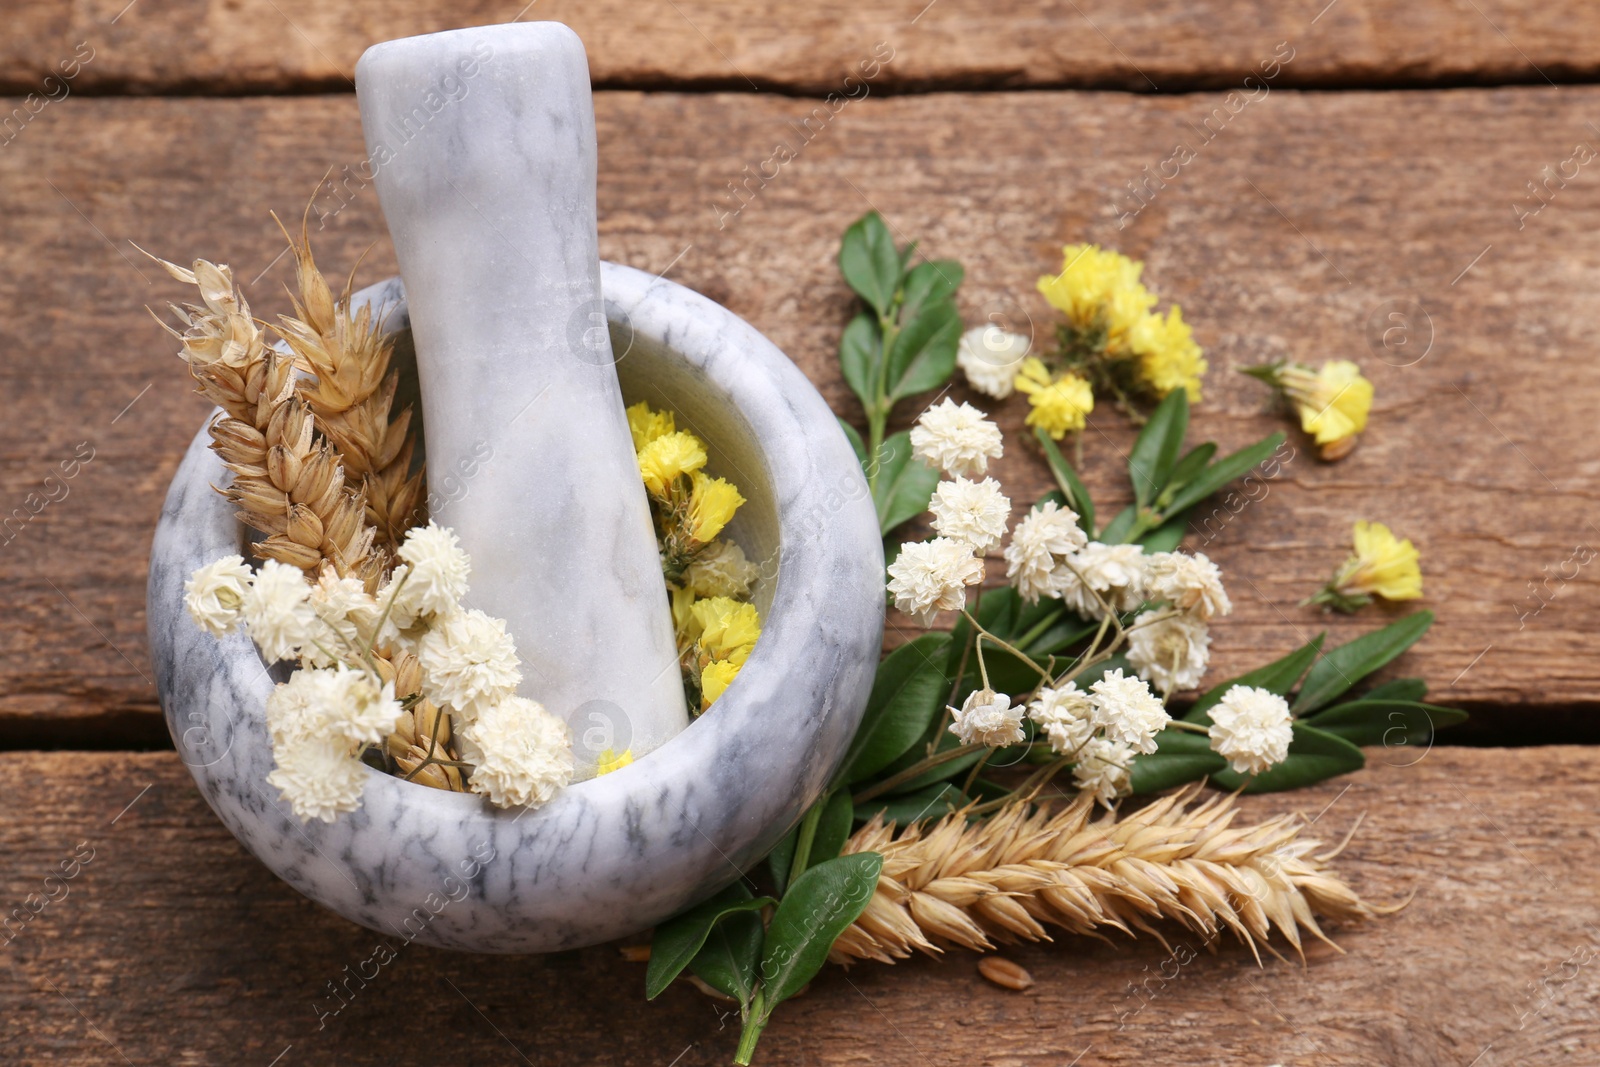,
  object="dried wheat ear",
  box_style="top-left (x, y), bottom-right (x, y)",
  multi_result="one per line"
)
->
top-left (831, 786), bottom-right (1387, 967)
top-left (155, 240), bottom-right (464, 791)
top-left (153, 253), bottom-right (385, 588)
